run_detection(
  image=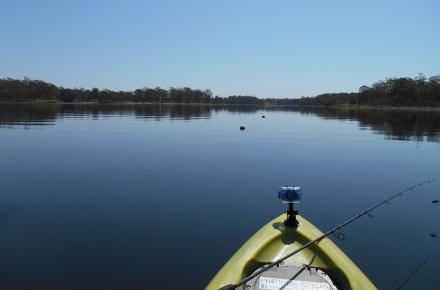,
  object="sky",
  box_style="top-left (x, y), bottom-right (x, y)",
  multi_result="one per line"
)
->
top-left (1, 0), bottom-right (439, 98)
